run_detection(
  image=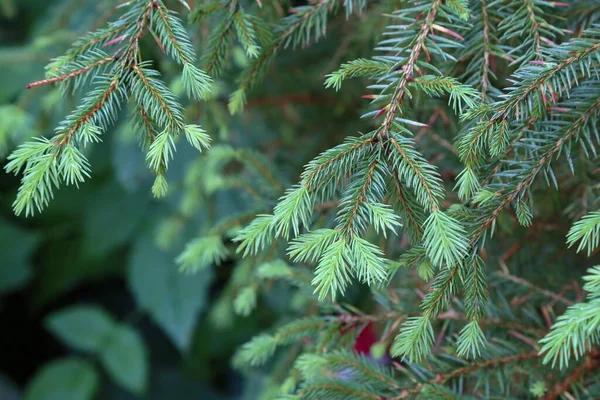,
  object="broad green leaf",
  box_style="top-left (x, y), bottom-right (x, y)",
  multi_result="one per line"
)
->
top-left (45, 305), bottom-right (115, 352)
top-left (128, 234), bottom-right (214, 351)
top-left (0, 374), bottom-right (20, 400)
top-left (25, 358), bottom-right (98, 400)
top-left (33, 239), bottom-right (122, 308)
top-left (100, 325), bottom-right (148, 395)
top-left (97, 367), bottom-right (223, 400)
top-left (0, 217), bottom-right (39, 293)
top-left (82, 182), bottom-right (149, 256)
